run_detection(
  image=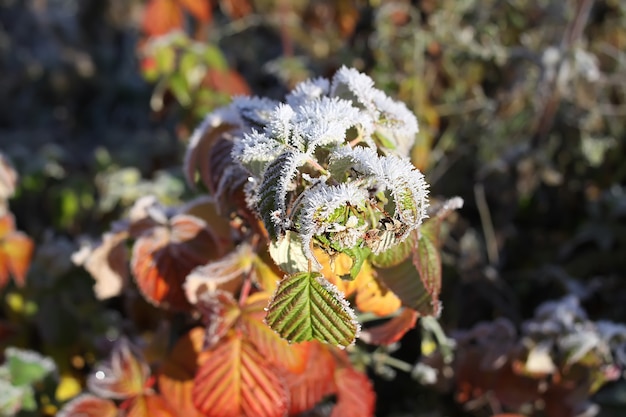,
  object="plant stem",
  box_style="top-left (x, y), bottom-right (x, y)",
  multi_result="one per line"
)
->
top-left (238, 272), bottom-right (253, 307)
